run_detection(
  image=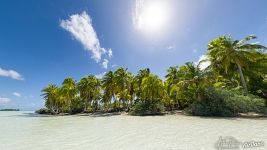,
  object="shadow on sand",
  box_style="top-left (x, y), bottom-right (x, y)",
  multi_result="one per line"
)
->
top-left (77, 112), bottom-right (122, 117)
top-left (190, 115), bottom-right (267, 121)
top-left (16, 112), bottom-right (123, 118)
